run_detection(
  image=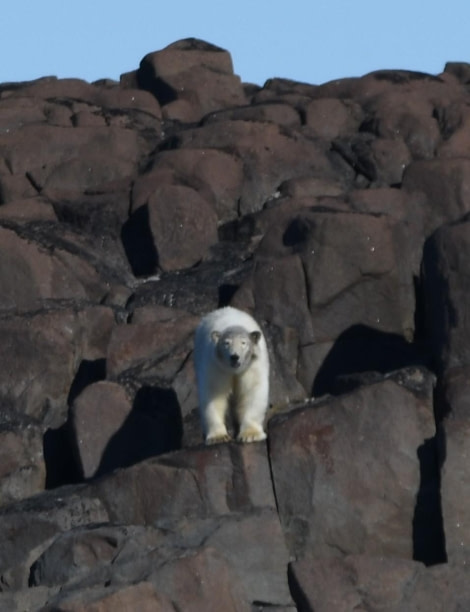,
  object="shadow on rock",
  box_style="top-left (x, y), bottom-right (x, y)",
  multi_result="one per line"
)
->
top-left (121, 205), bottom-right (159, 276)
top-left (413, 435), bottom-right (447, 565)
top-left (313, 324), bottom-right (428, 397)
top-left (95, 386), bottom-right (183, 478)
